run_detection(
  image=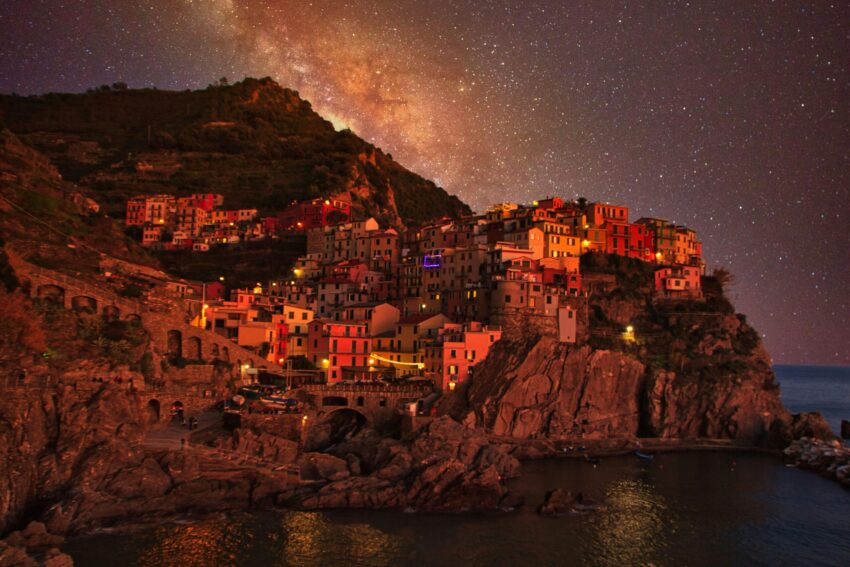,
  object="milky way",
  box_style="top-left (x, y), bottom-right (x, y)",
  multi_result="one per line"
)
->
top-left (1, 1), bottom-right (848, 364)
